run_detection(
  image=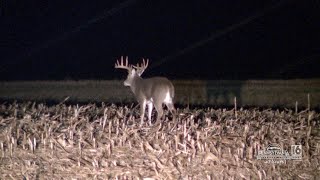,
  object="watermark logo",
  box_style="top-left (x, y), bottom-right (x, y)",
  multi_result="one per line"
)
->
top-left (256, 144), bottom-right (302, 164)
